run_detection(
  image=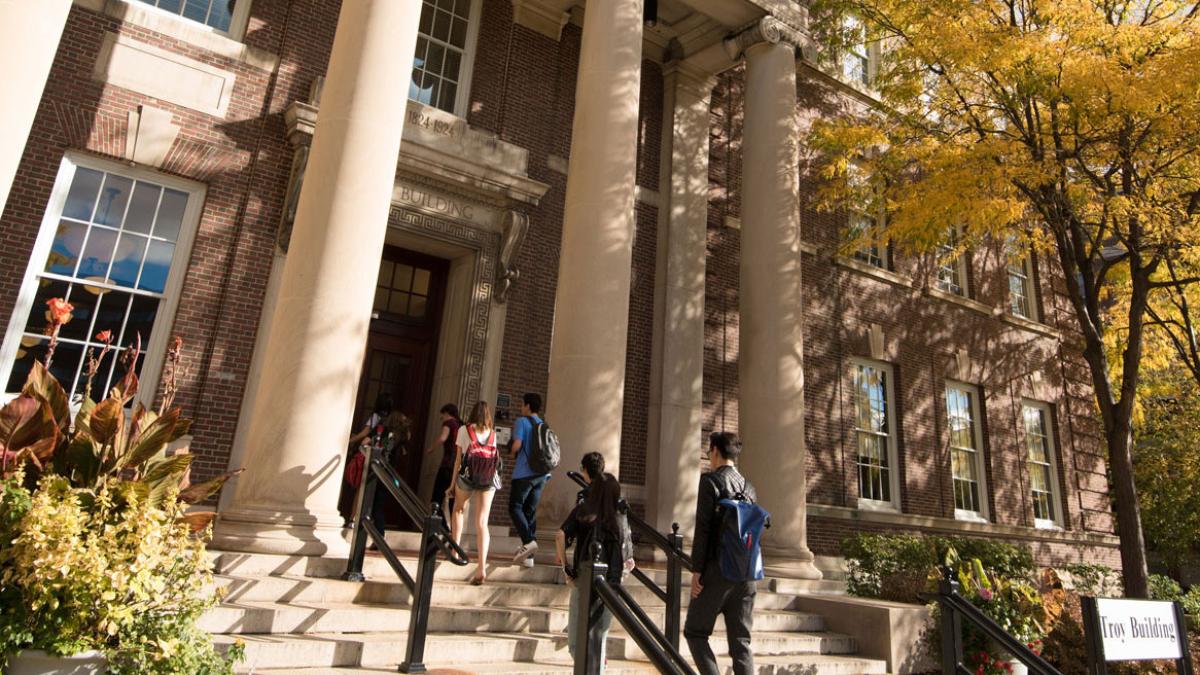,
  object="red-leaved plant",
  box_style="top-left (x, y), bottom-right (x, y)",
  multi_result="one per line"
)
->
top-left (0, 298), bottom-right (240, 531)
